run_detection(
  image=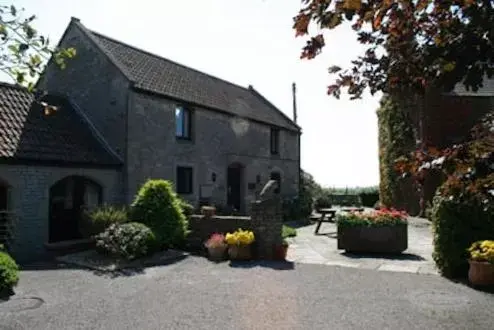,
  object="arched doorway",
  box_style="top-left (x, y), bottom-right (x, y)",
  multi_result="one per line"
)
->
top-left (270, 172), bottom-right (281, 194)
top-left (227, 163), bottom-right (244, 212)
top-left (49, 176), bottom-right (102, 243)
top-left (0, 178), bottom-right (9, 212)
